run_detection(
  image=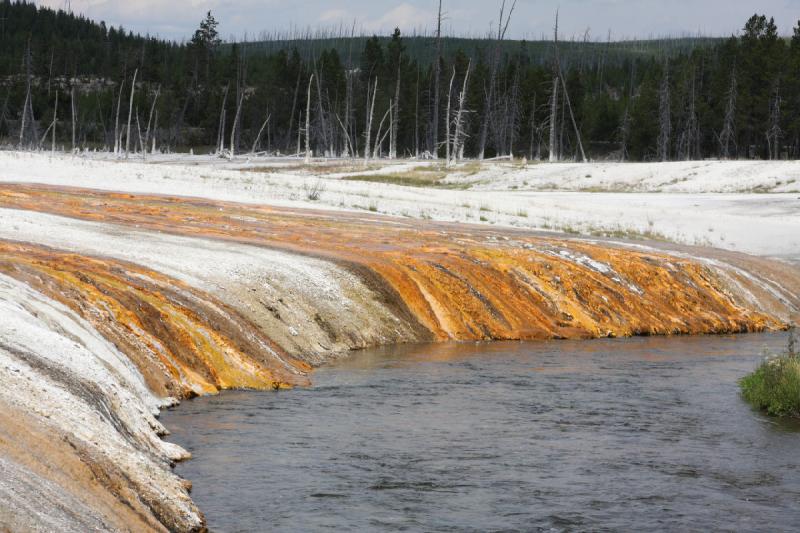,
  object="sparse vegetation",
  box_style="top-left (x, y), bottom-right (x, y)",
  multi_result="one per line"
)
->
top-left (342, 171), bottom-right (469, 189)
top-left (740, 328), bottom-right (800, 418)
top-left (303, 179), bottom-right (325, 201)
